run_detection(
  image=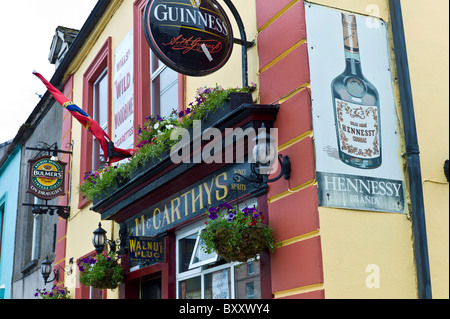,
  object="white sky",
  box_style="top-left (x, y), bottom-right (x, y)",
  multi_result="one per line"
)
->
top-left (0, 0), bottom-right (98, 143)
